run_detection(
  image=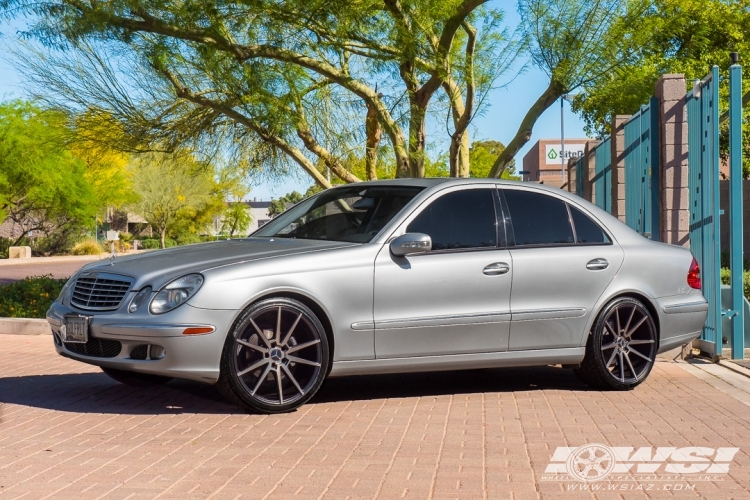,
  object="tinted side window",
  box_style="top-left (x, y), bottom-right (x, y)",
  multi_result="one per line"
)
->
top-left (503, 190), bottom-right (574, 246)
top-left (570, 206), bottom-right (610, 244)
top-left (407, 189), bottom-right (497, 250)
